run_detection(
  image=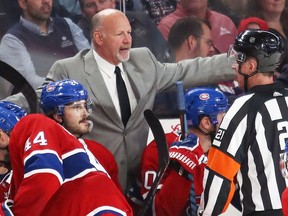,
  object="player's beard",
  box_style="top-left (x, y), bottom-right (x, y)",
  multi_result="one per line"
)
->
top-left (62, 119), bottom-right (90, 138)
